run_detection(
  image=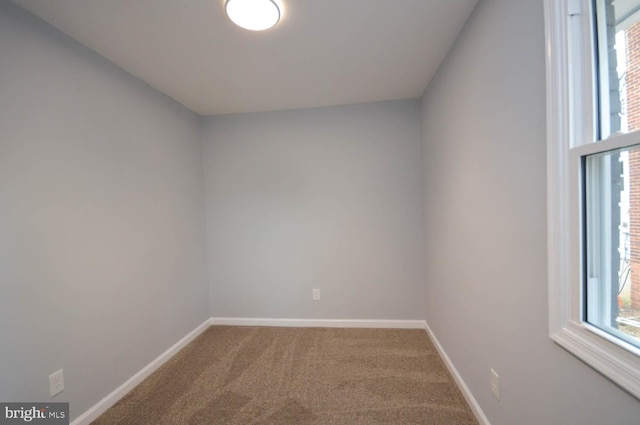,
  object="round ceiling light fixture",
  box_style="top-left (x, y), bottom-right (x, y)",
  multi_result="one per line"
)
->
top-left (225, 0), bottom-right (281, 31)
